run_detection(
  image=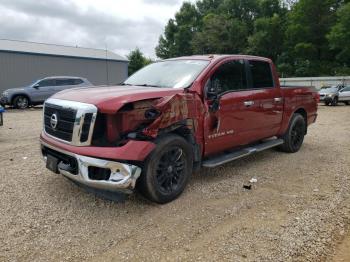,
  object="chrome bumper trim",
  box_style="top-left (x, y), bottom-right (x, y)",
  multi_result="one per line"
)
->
top-left (41, 141), bottom-right (142, 193)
